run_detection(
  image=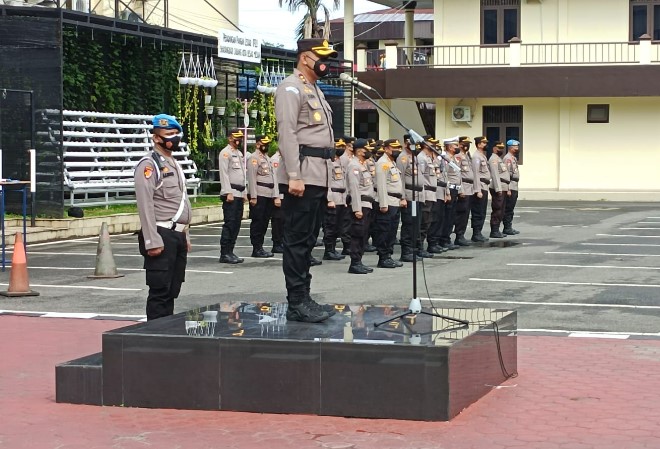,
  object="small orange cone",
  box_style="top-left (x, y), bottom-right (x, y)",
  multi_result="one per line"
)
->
top-left (87, 222), bottom-right (124, 279)
top-left (0, 232), bottom-right (39, 297)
